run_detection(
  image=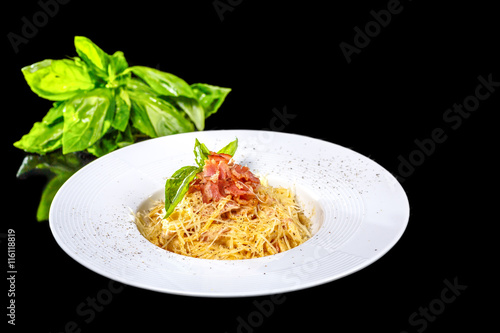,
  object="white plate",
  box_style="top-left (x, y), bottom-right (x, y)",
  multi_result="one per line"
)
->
top-left (49, 130), bottom-right (409, 297)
